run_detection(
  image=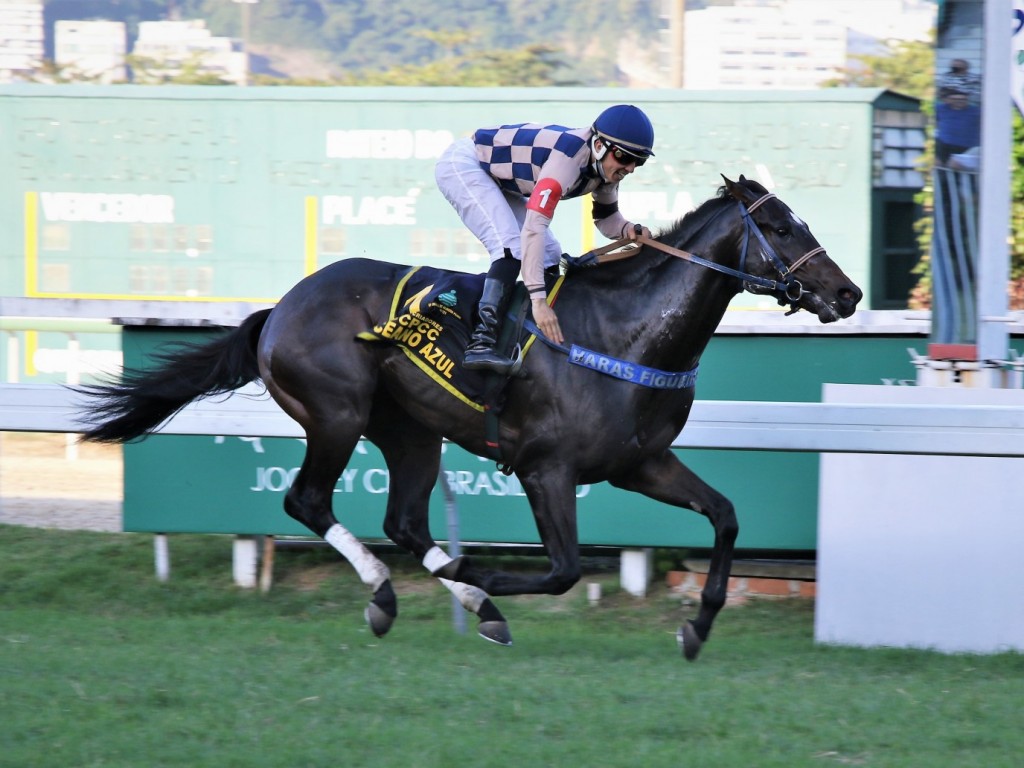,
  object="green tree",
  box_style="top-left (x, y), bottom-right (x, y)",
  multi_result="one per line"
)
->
top-left (127, 53), bottom-right (236, 85)
top-left (1012, 113), bottom-right (1024, 308)
top-left (176, 0), bottom-right (654, 84)
top-left (27, 59), bottom-right (117, 84)
top-left (254, 41), bottom-right (576, 87)
top-left (822, 39), bottom-right (934, 100)
top-left (43, 0), bottom-right (658, 85)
